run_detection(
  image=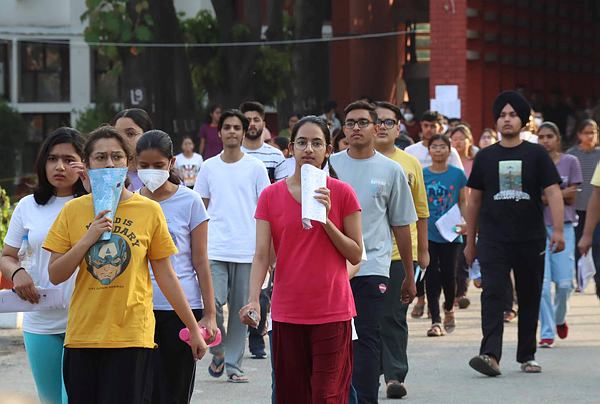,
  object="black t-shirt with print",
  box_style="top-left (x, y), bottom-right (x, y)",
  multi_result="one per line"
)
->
top-left (467, 141), bottom-right (561, 242)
